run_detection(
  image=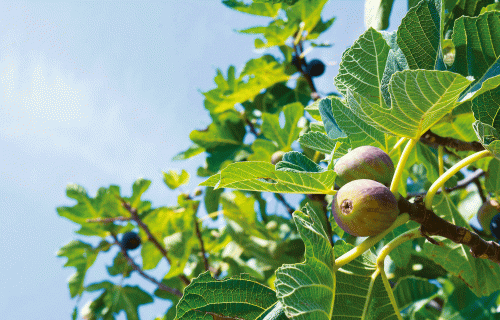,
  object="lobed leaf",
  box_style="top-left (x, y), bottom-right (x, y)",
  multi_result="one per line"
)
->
top-left (200, 161), bottom-right (336, 195)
